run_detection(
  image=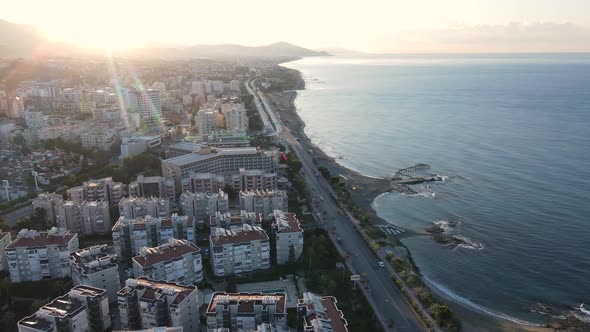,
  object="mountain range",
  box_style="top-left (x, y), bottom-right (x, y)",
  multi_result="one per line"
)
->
top-left (0, 19), bottom-right (329, 59)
